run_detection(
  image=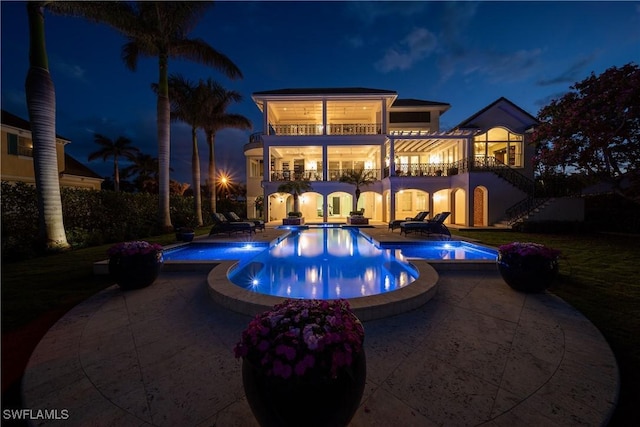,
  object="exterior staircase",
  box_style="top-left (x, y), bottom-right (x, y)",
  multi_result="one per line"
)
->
top-left (476, 158), bottom-right (551, 227)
